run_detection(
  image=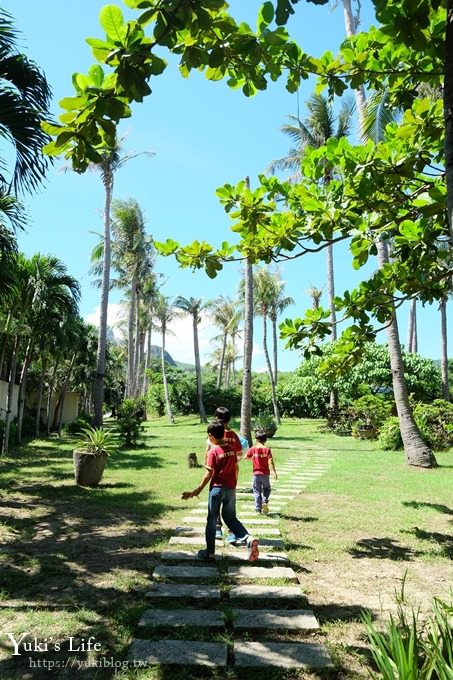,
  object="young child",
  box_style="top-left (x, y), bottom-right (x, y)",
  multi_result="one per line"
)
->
top-left (182, 419), bottom-right (259, 561)
top-left (204, 406), bottom-right (242, 539)
top-left (246, 430), bottom-right (278, 514)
